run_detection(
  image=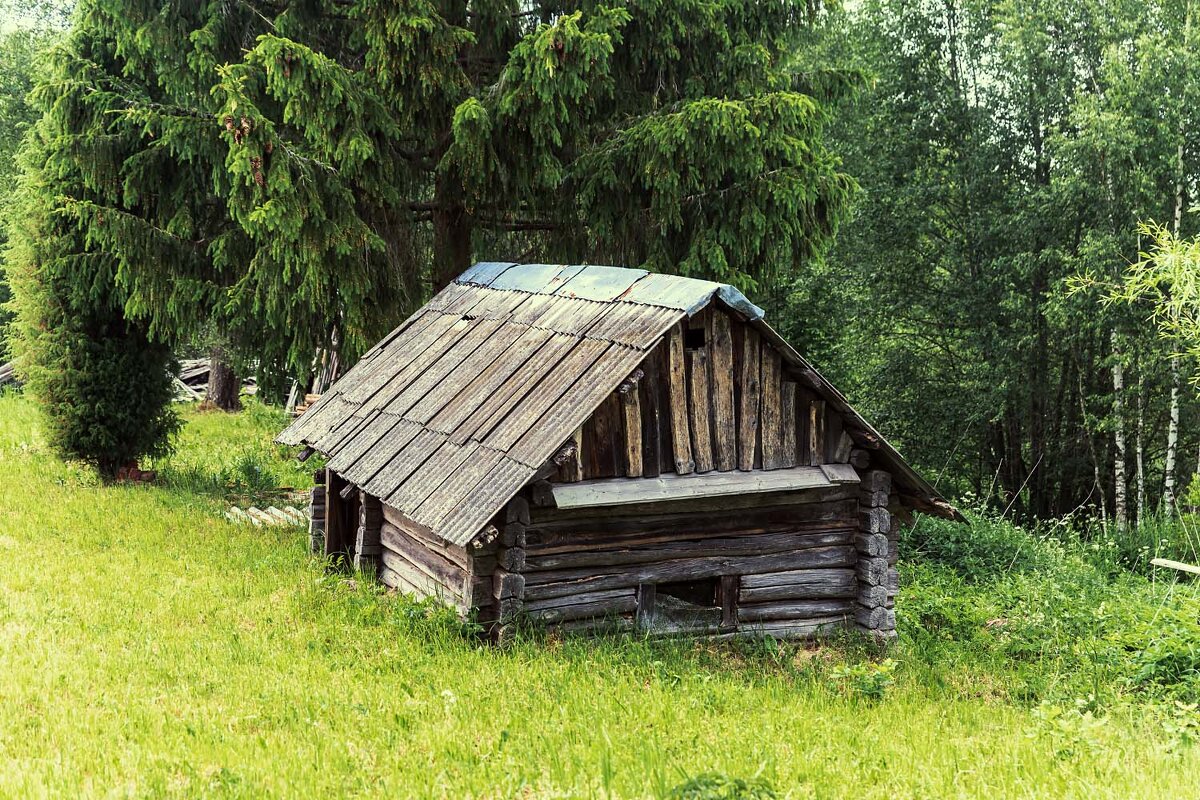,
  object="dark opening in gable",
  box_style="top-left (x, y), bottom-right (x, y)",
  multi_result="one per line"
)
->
top-left (684, 327), bottom-right (706, 350)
